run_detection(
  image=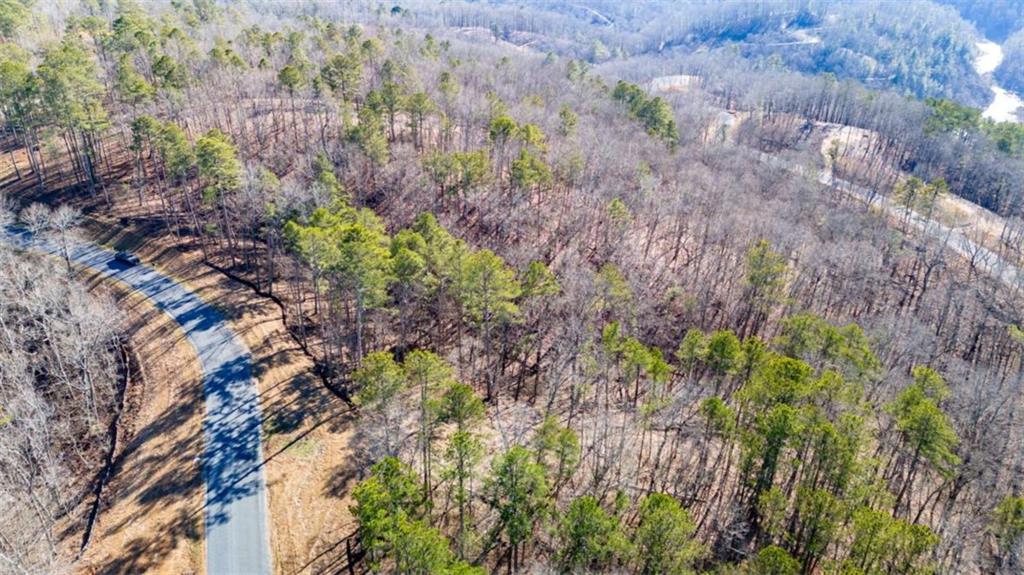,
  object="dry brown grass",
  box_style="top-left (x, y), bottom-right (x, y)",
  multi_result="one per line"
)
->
top-left (74, 269), bottom-right (205, 575)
